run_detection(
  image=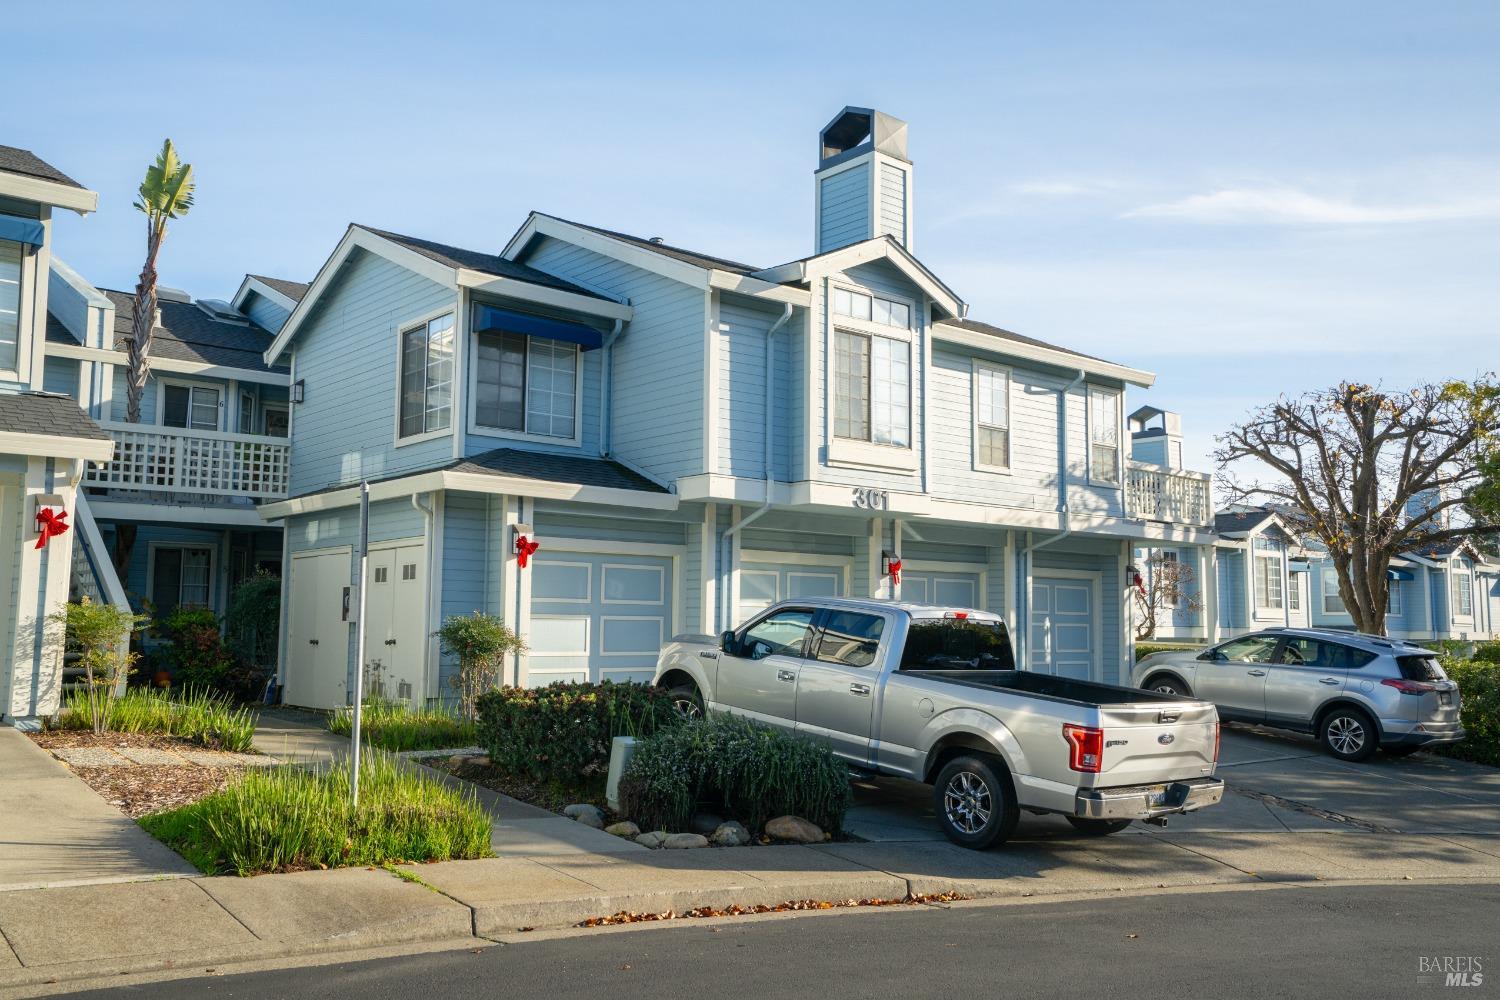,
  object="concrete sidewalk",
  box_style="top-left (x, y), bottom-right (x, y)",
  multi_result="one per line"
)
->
top-left (0, 729), bottom-right (196, 893)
